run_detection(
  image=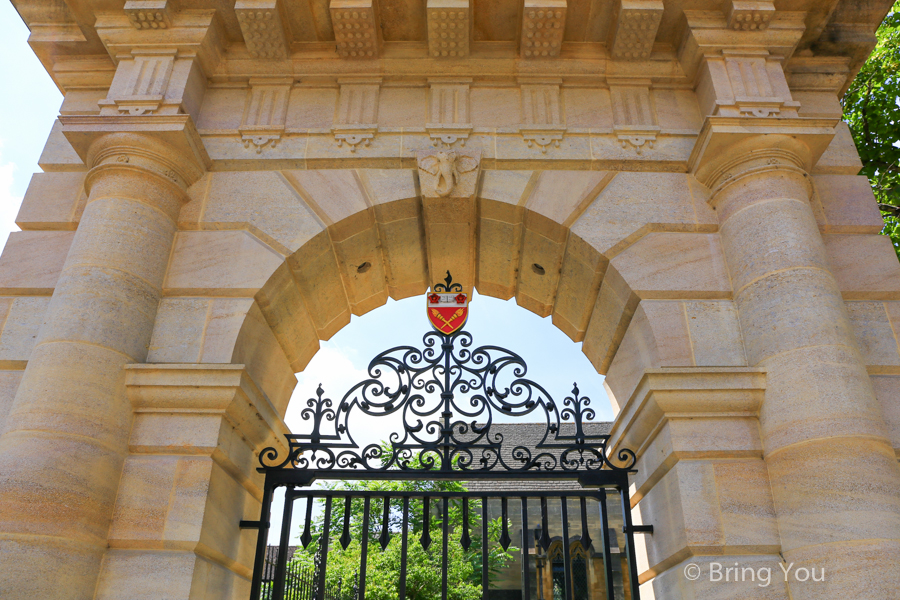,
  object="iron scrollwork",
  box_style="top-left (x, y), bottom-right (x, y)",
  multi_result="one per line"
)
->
top-left (259, 329), bottom-right (637, 475)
